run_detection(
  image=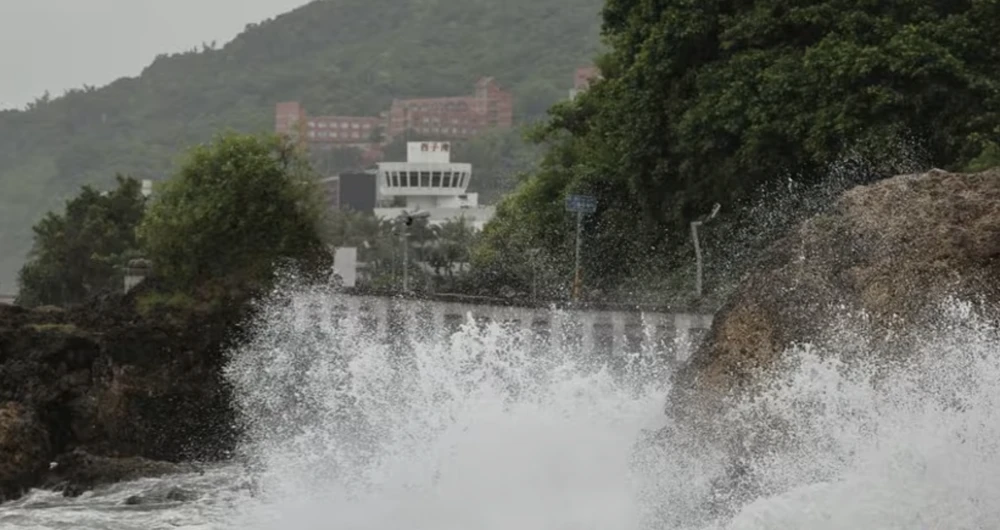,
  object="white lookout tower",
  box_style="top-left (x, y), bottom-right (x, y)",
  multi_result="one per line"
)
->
top-left (374, 141), bottom-right (495, 230)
